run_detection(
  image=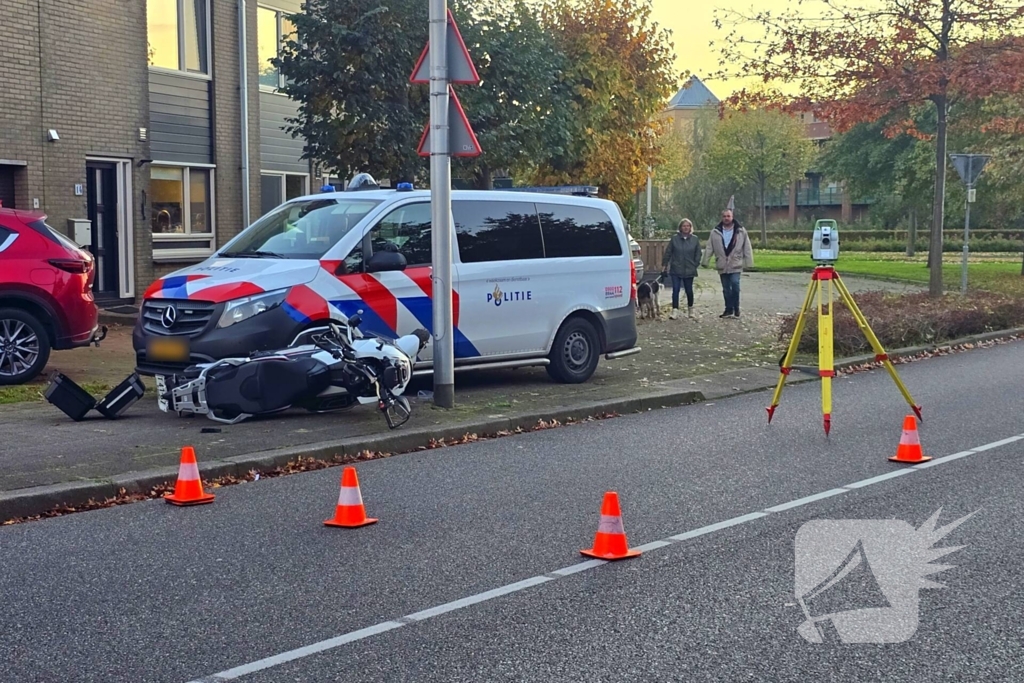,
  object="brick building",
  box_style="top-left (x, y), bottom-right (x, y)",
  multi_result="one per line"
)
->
top-left (1, 0), bottom-right (316, 305)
